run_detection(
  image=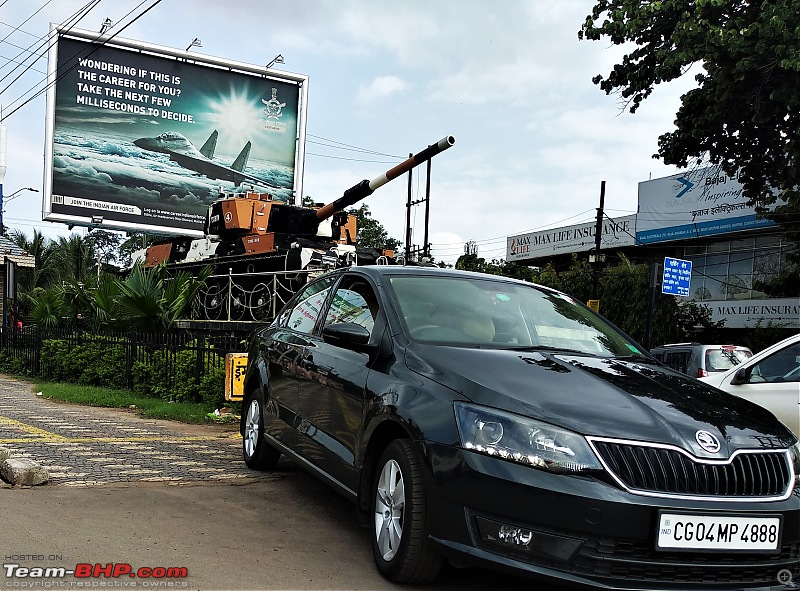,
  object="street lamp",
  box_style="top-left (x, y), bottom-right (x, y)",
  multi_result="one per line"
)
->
top-left (0, 187), bottom-right (38, 236)
top-left (266, 54), bottom-right (284, 69)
